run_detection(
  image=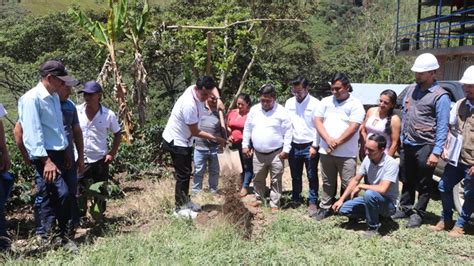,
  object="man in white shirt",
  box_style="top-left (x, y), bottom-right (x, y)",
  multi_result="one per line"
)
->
top-left (76, 81), bottom-right (121, 222)
top-left (162, 76), bottom-right (227, 219)
top-left (242, 84), bottom-right (292, 213)
top-left (314, 72), bottom-right (366, 221)
top-left (285, 76), bottom-right (320, 216)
